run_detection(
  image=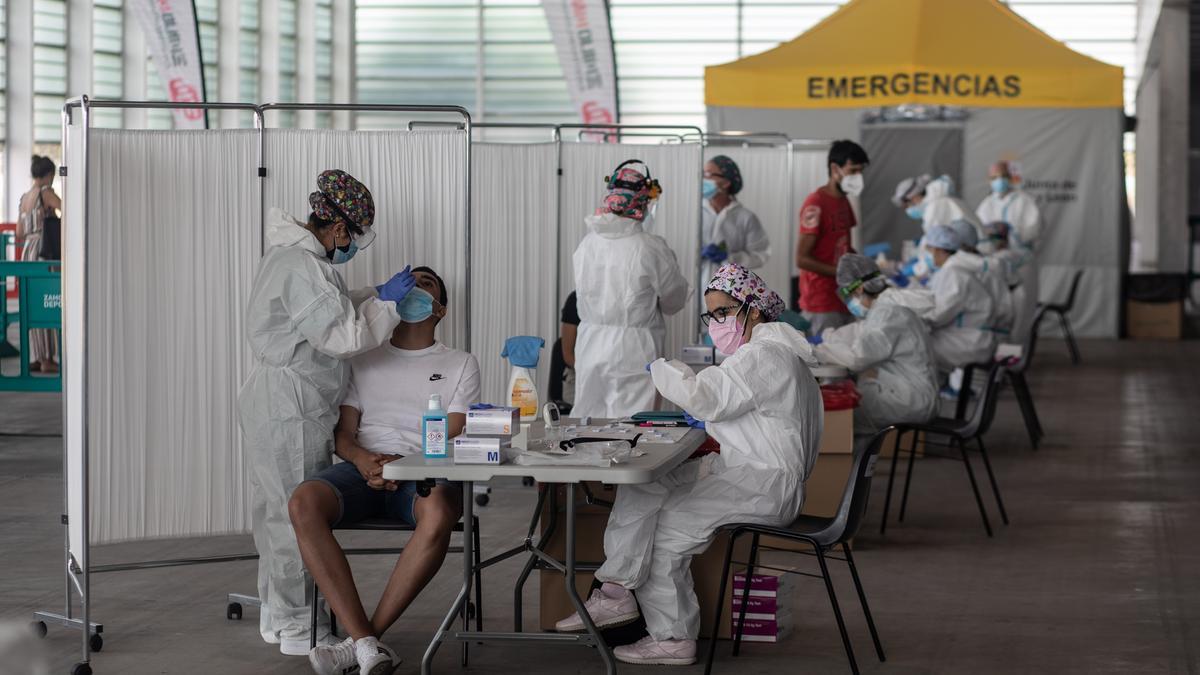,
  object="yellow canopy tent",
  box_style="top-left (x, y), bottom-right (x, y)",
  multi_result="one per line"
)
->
top-left (704, 0), bottom-right (1127, 338)
top-left (705, 0), bottom-right (1123, 110)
